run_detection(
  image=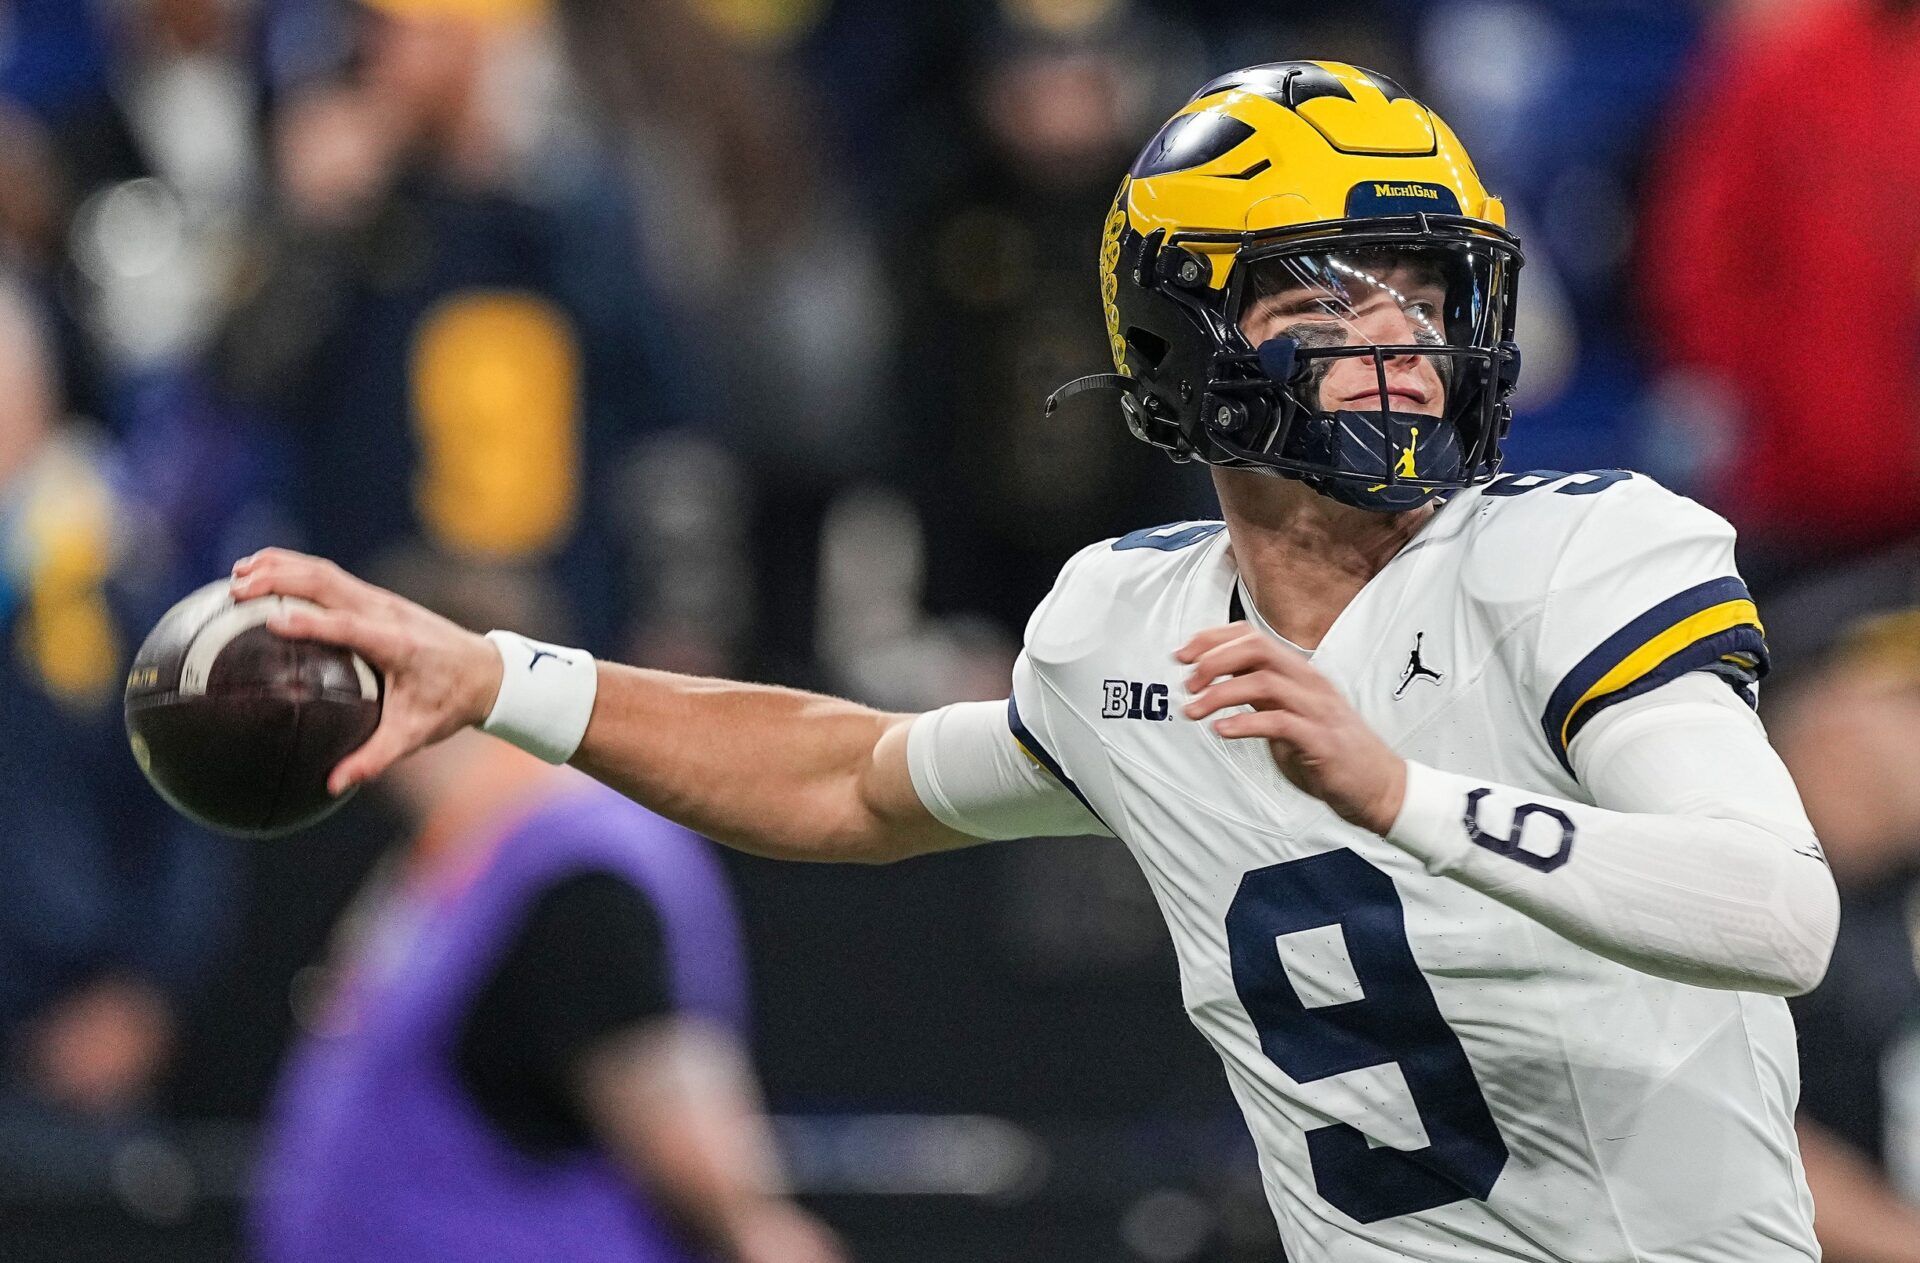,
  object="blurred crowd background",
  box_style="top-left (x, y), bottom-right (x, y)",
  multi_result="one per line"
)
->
top-left (6, 0), bottom-right (1920, 1259)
